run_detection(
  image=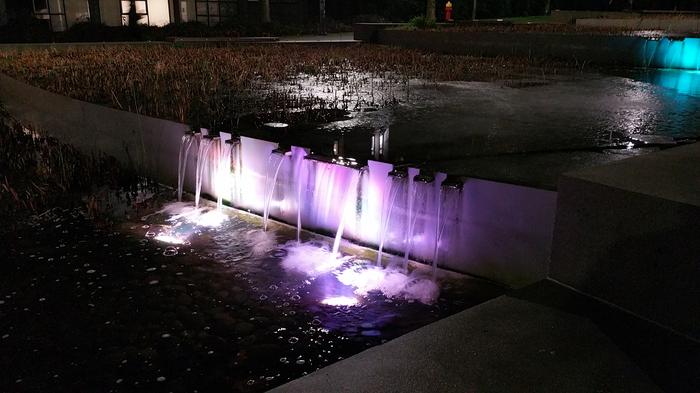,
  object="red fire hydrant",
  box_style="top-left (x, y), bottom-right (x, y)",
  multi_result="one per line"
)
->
top-left (445, 1), bottom-right (453, 22)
